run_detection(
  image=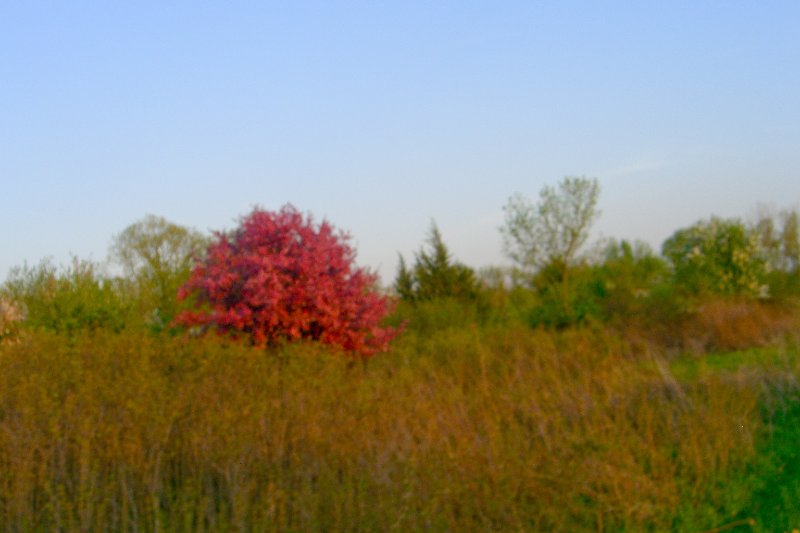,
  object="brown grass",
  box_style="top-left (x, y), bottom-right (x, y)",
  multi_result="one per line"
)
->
top-left (679, 298), bottom-right (799, 353)
top-left (0, 325), bottom-right (787, 531)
